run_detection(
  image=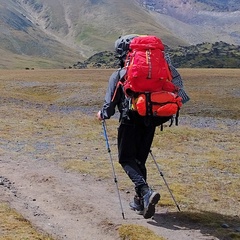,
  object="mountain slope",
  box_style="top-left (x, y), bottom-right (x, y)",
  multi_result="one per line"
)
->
top-left (0, 0), bottom-right (239, 68)
top-left (0, 0), bottom-right (82, 69)
top-left (15, 0), bottom-right (240, 48)
top-left (137, 0), bottom-right (240, 45)
top-left (16, 0), bottom-right (187, 55)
